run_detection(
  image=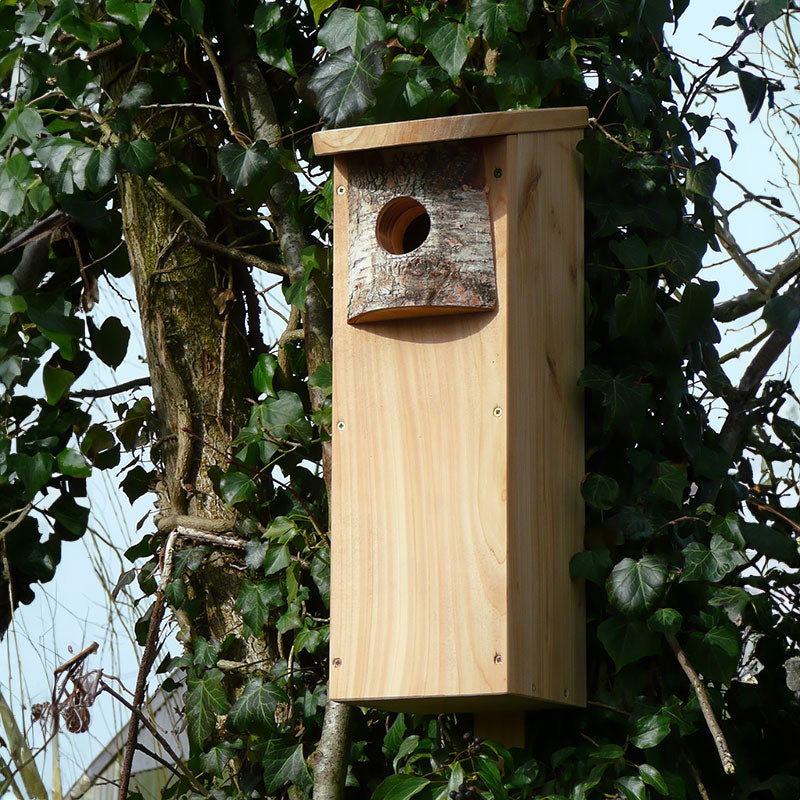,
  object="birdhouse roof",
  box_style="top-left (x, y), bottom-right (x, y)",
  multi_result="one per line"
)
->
top-left (312, 107), bottom-right (589, 156)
